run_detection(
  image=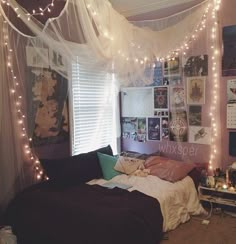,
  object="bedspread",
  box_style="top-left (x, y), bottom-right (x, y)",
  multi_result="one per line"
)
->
top-left (89, 175), bottom-right (205, 231)
top-left (5, 182), bottom-right (163, 244)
